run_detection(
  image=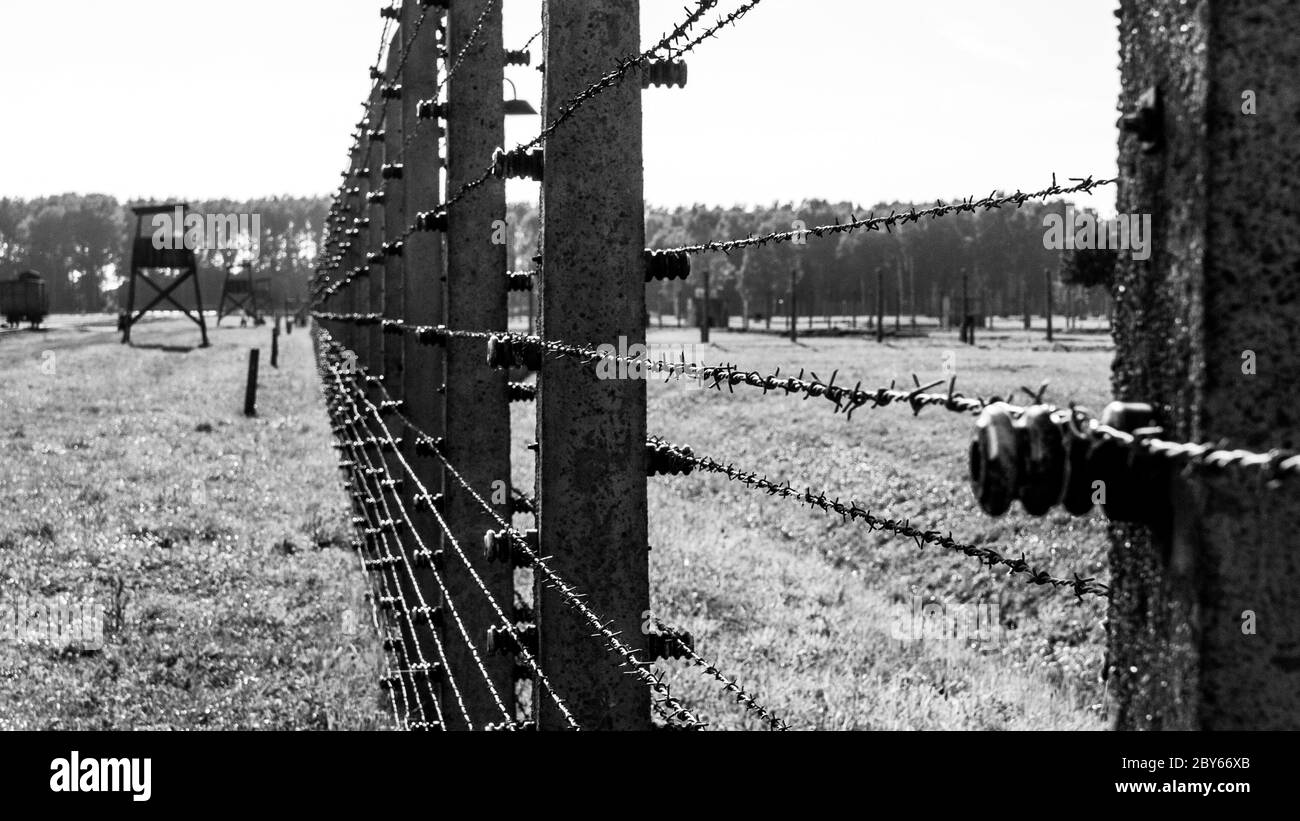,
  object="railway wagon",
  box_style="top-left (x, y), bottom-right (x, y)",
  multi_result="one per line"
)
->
top-left (0, 271), bottom-right (50, 328)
